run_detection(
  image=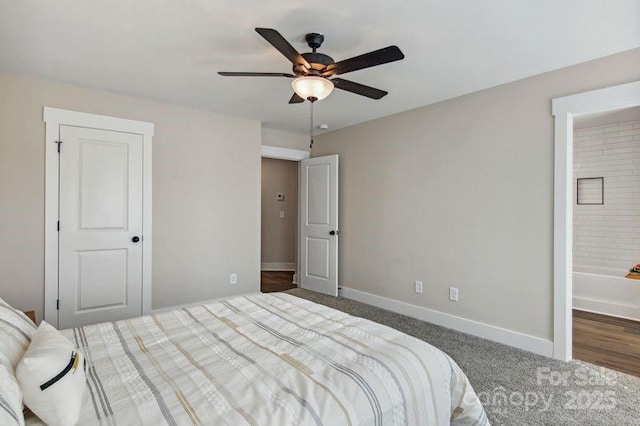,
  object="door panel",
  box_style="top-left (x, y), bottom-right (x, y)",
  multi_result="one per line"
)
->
top-left (307, 164), bottom-right (330, 225)
top-left (306, 237), bottom-right (330, 279)
top-left (79, 141), bottom-right (129, 229)
top-left (300, 155), bottom-right (338, 296)
top-left (59, 125), bottom-right (143, 328)
top-left (77, 249), bottom-right (128, 311)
